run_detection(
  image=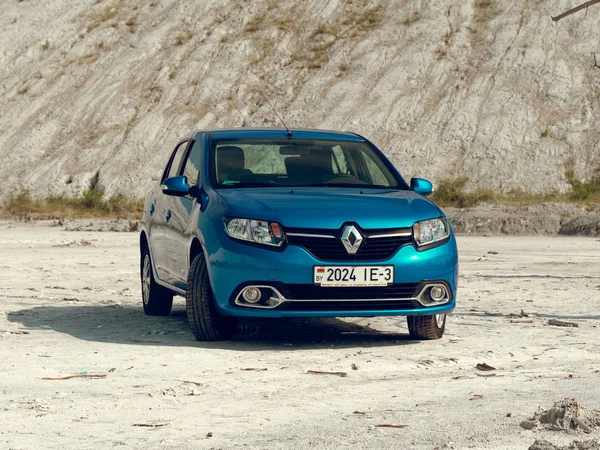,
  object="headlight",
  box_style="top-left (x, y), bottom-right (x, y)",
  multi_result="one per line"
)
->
top-left (223, 217), bottom-right (285, 247)
top-left (413, 217), bottom-right (450, 247)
